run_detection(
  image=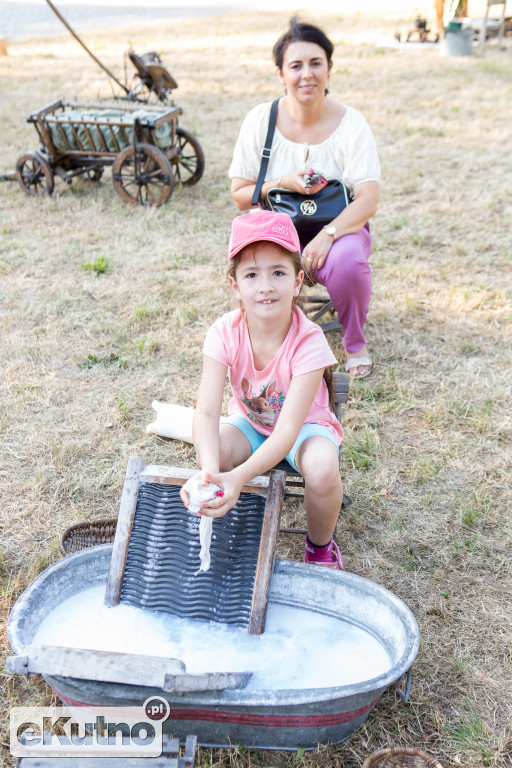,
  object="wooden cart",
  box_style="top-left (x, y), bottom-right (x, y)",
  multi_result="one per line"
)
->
top-left (15, 99), bottom-right (204, 206)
